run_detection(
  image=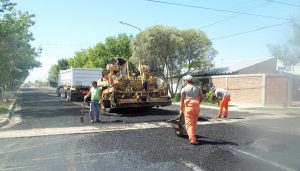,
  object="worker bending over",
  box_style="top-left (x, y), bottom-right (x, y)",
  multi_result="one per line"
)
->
top-left (111, 57), bottom-right (127, 78)
top-left (180, 75), bottom-right (204, 145)
top-left (211, 87), bottom-right (231, 119)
